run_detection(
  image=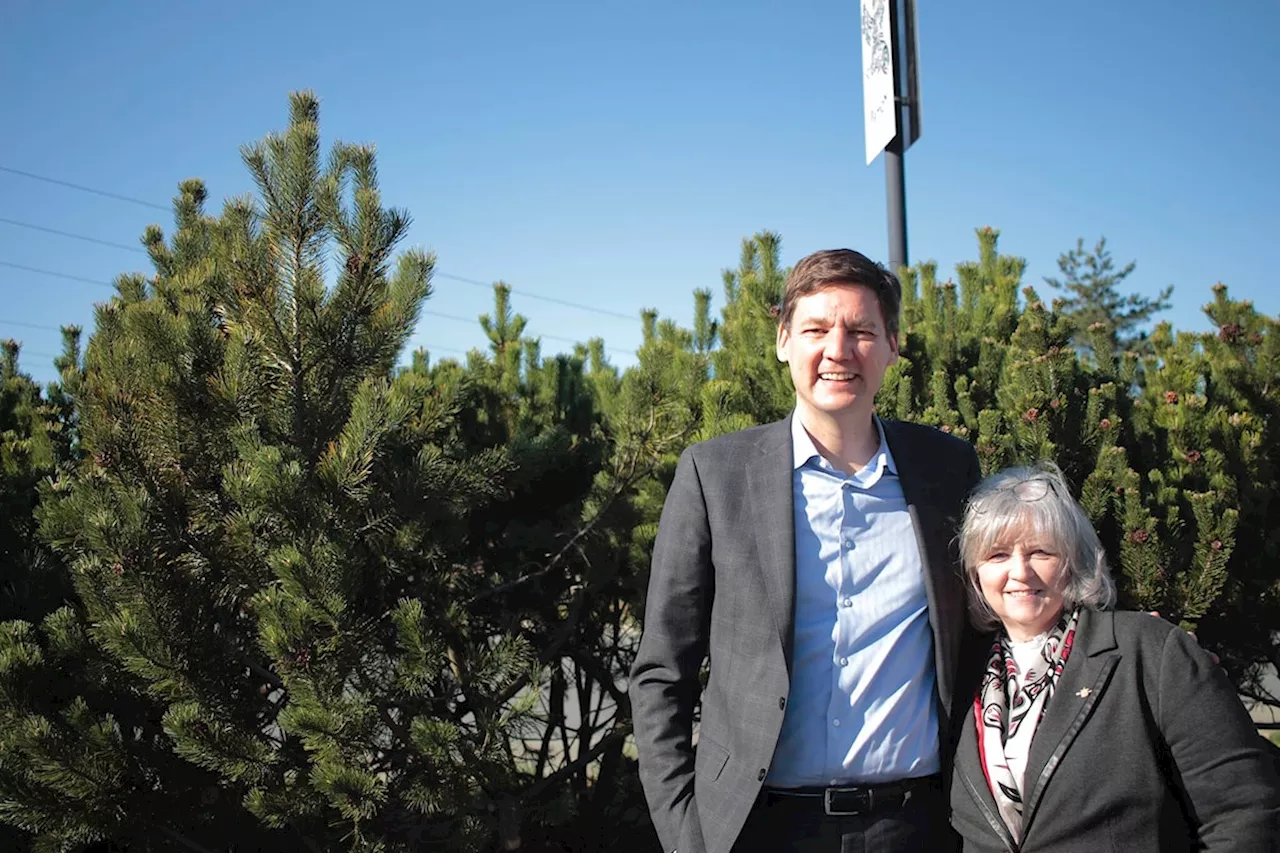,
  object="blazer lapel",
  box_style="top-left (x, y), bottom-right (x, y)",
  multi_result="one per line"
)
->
top-left (1019, 609), bottom-right (1119, 835)
top-left (881, 420), bottom-right (964, 717)
top-left (746, 417), bottom-right (797, 672)
top-left (955, 703), bottom-right (1019, 852)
